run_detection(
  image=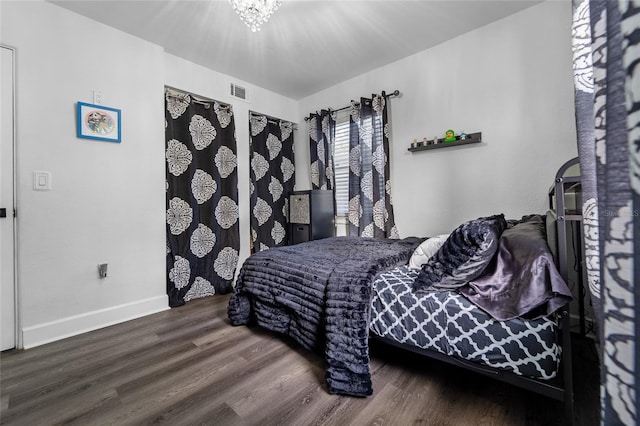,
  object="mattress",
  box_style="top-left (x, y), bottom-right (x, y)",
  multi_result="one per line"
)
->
top-left (369, 266), bottom-right (561, 379)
